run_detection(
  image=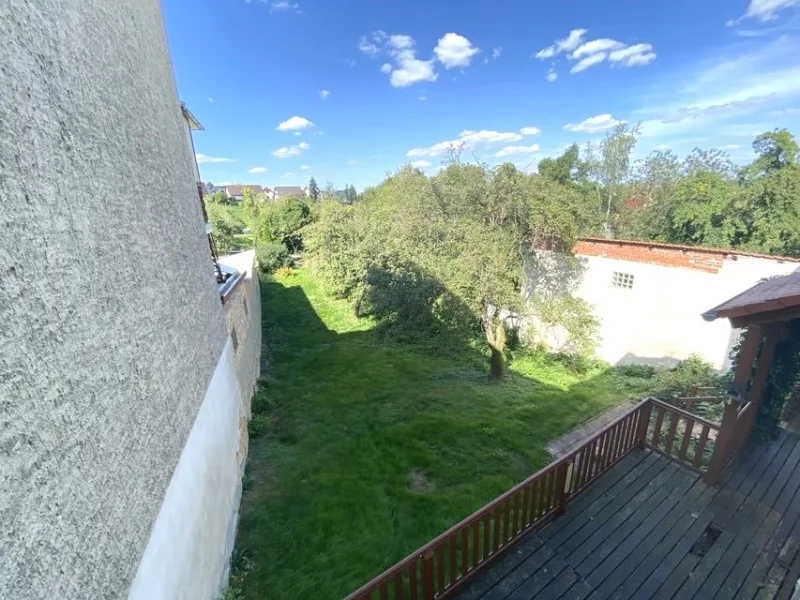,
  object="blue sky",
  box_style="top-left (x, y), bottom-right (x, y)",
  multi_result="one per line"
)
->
top-left (161, 0), bottom-right (800, 190)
